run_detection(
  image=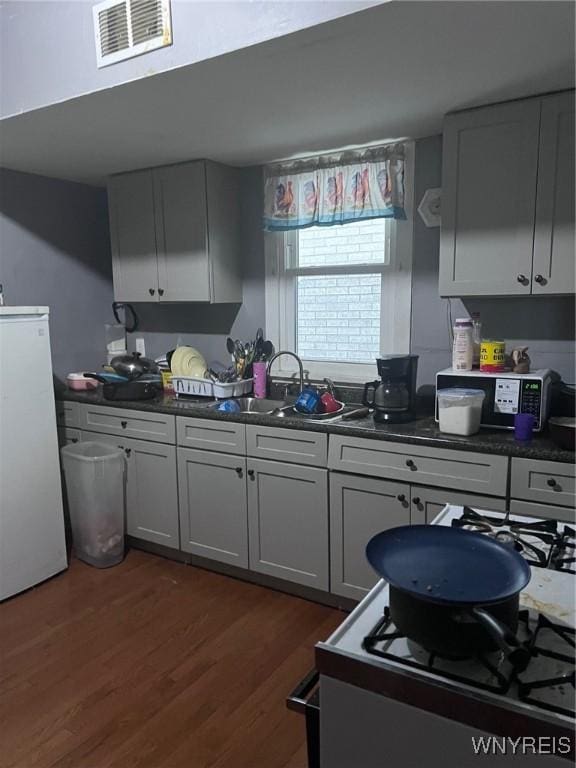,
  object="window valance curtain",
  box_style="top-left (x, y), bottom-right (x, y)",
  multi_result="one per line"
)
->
top-left (263, 143), bottom-right (405, 231)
